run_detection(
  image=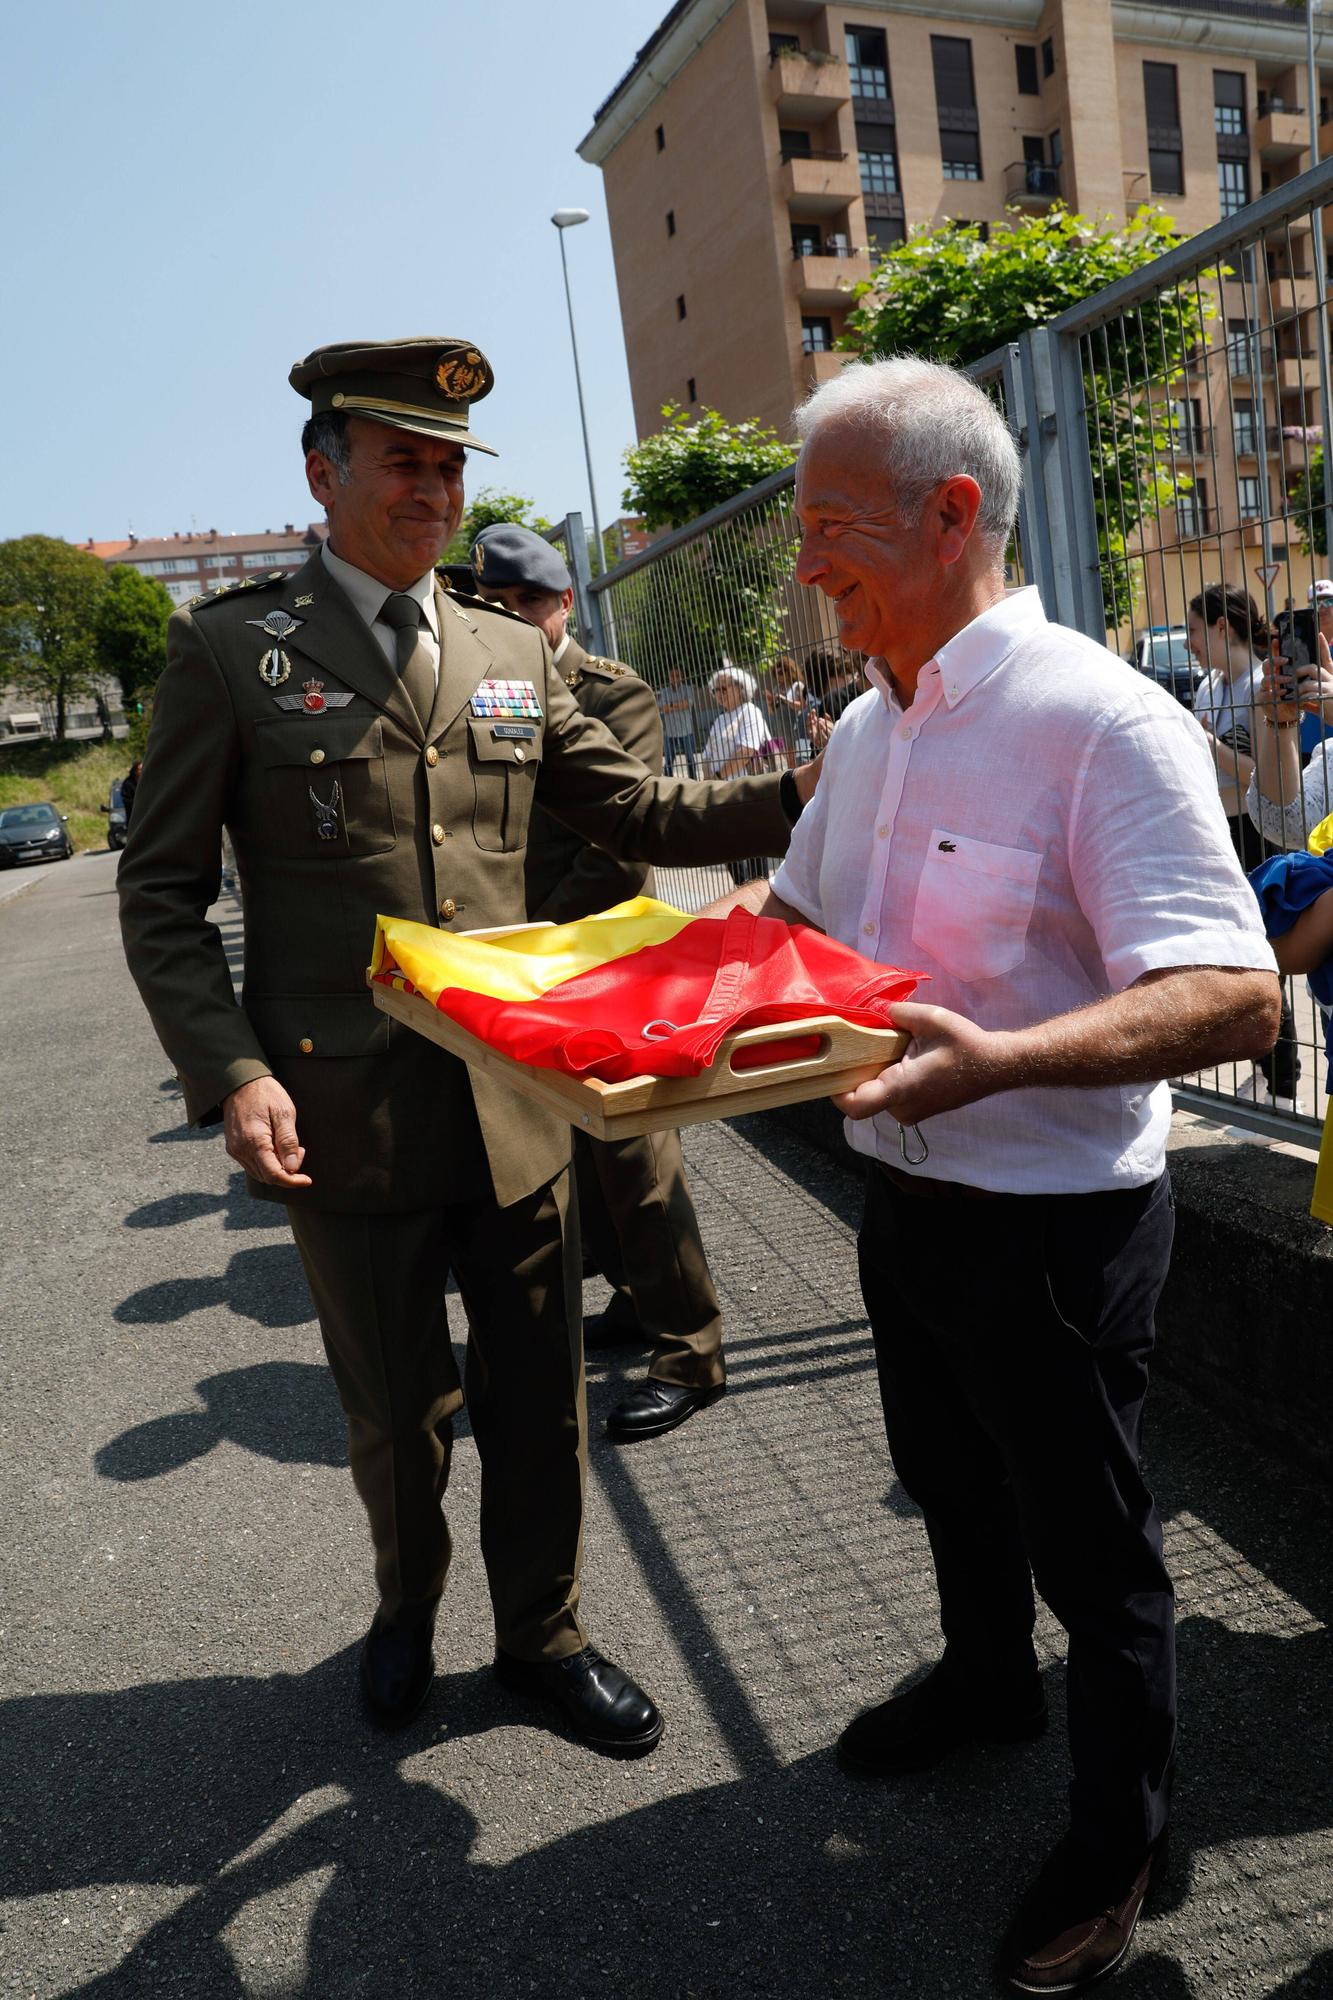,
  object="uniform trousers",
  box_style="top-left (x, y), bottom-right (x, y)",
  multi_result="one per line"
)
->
top-left (288, 1168), bottom-right (587, 1662)
top-left (857, 1164), bottom-right (1177, 1868)
top-left (574, 1127), bottom-right (725, 1391)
